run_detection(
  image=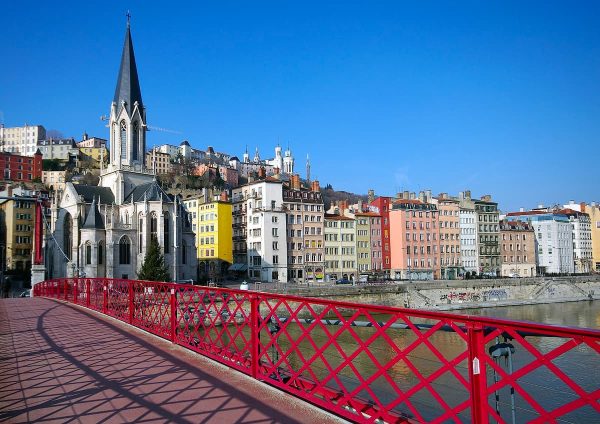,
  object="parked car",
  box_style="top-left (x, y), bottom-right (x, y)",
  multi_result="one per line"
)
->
top-left (19, 290), bottom-right (31, 298)
top-left (335, 278), bottom-right (352, 285)
top-left (508, 273), bottom-right (520, 278)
